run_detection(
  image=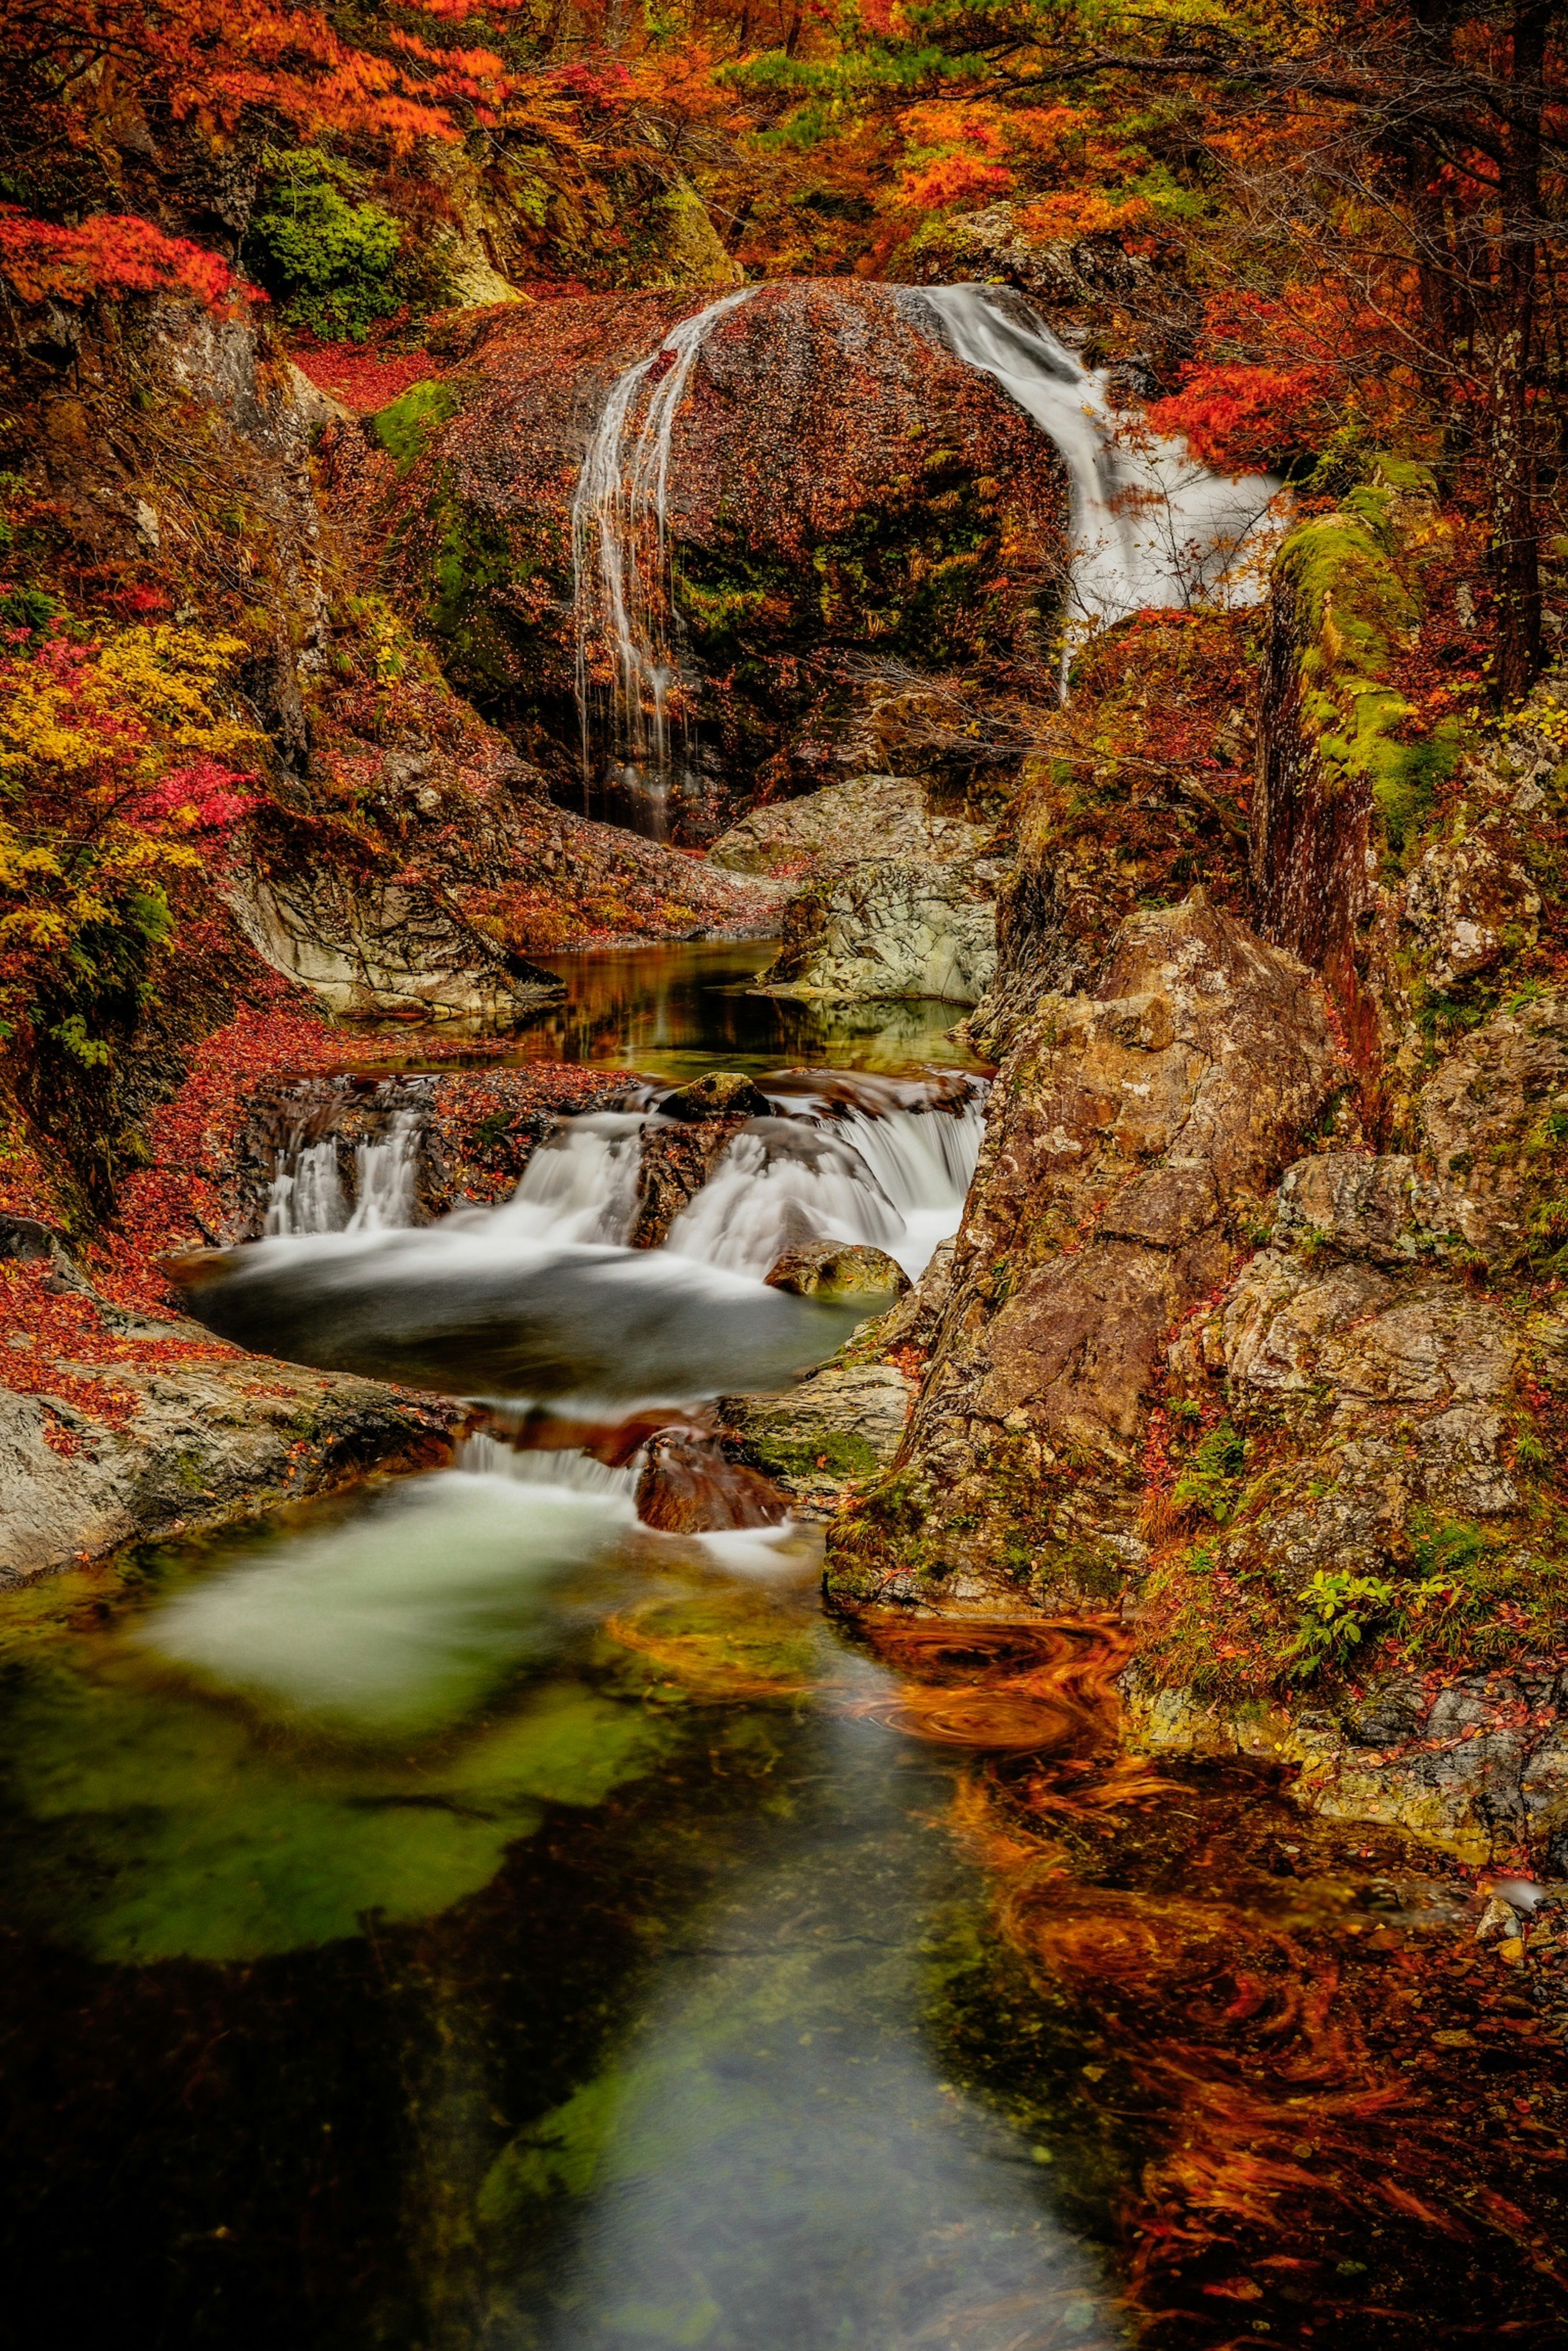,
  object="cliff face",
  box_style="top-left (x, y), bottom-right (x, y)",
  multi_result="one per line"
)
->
top-left (826, 468), bottom-right (1568, 1872)
top-left (337, 281), bottom-right (1069, 831)
top-left (827, 896), bottom-right (1339, 1606)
